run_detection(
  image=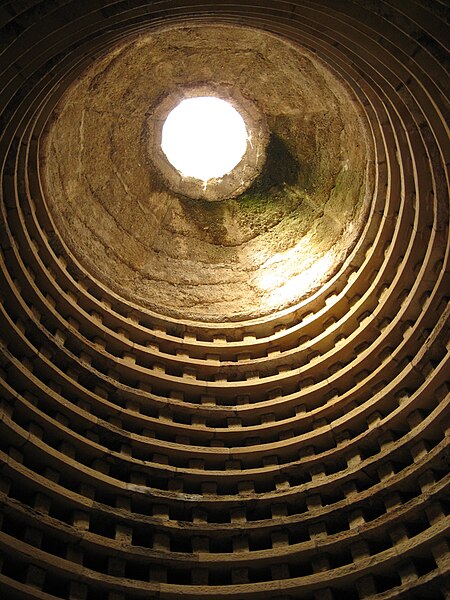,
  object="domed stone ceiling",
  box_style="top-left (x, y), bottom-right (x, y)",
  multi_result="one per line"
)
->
top-left (1, 2), bottom-right (448, 599)
top-left (42, 24), bottom-right (373, 322)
